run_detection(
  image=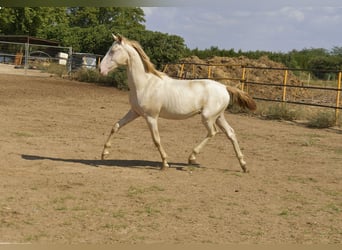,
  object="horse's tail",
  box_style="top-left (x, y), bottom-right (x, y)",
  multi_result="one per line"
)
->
top-left (226, 85), bottom-right (257, 111)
